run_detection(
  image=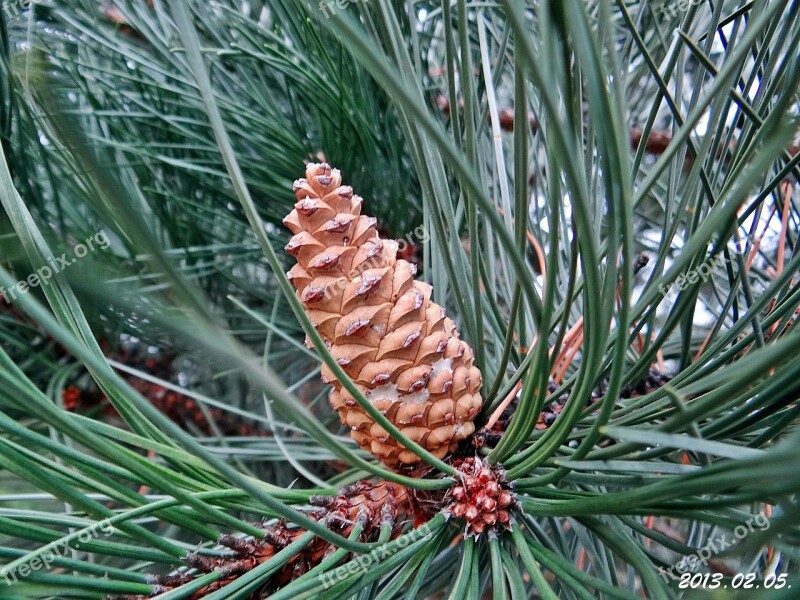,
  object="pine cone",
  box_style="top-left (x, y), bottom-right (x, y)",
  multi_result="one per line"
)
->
top-left (114, 481), bottom-right (414, 599)
top-left (283, 163), bottom-right (483, 467)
